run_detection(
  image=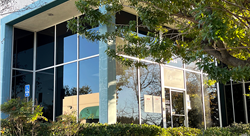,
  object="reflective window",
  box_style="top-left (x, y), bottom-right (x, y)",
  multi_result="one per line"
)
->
top-left (116, 61), bottom-right (139, 124)
top-left (79, 57), bottom-right (99, 94)
top-left (245, 83), bottom-right (250, 123)
top-left (35, 68), bottom-right (54, 121)
top-left (13, 28), bottom-right (34, 70)
top-left (185, 61), bottom-right (200, 71)
top-left (80, 27), bottom-right (99, 58)
top-left (36, 26), bottom-right (54, 70)
top-left (224, 85), bottom-right (234, 125)
top-left (186, 72), bottom-right (204, 128)
top-left (12, 70), bottom-right (33, 99)
top-left (140, 63), bottom-right (162, 126)
top-left (79, 57), bottom-right (99, 121)
top-left (165, 57), bottom-right (183, 68)
top-left (56, 21), bottom-right (77, 64)
top-left (55, 62), bottom-right (77, 117)
top-left (204, 75), bottom-right (220, 127)
top-left (232, 83), bottom-right (246, 123)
